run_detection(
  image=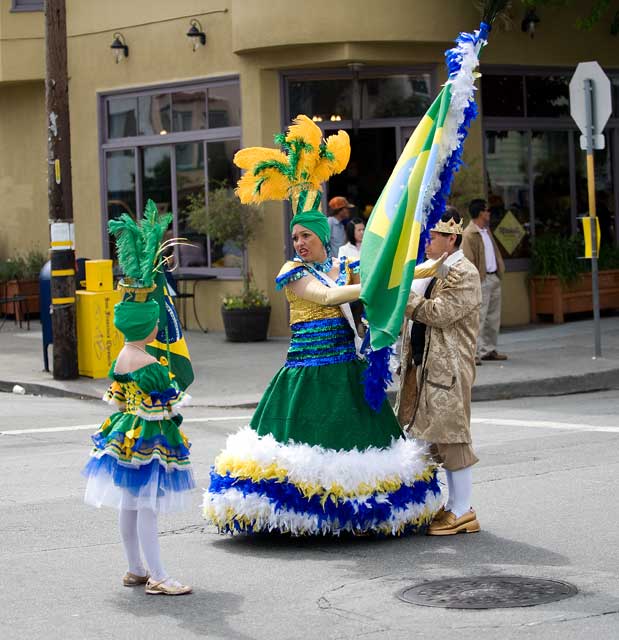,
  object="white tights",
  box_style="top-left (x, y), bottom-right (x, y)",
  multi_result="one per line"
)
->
top-left (444, 466), bottom-right (473, 518)
top-left (119, 508), bottom-right (167, 581)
